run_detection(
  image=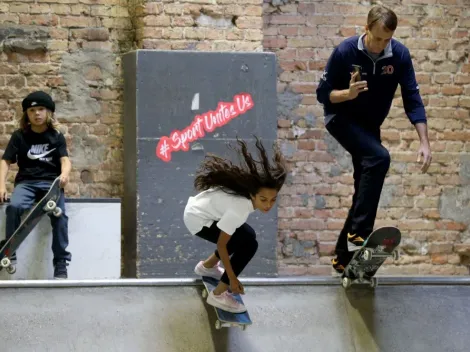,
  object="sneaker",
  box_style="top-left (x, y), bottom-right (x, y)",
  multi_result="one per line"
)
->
top-left (331, 257), bottom-right (346, 274)
top-left (332, 252), bottom-right (355, 275)
top-left (206, 290), bottom-right (247, 313)
top-left (347, 233), bottom-right (365, 251)
top-left (54, 260), bottom-right (68, 279)
top-left (194, 260), bottom-right (224, 279)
